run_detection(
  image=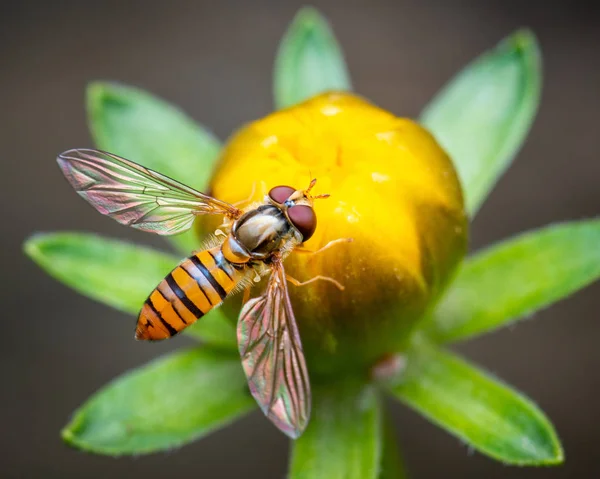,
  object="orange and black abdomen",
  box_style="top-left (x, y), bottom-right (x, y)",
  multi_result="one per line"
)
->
top-left (136, 246), bottom-right (244, 340)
